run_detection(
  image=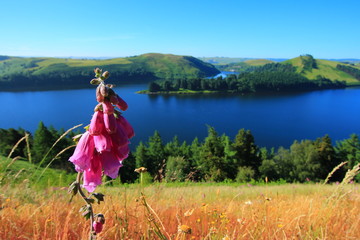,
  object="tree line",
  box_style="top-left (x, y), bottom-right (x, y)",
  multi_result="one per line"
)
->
top-left (128, 127), bottom-right (359, 183)
top-left (1, 123), bottom-right (358, 184)
top-left (0, 121), bottom-right (76, 171)
top-left (148, 63), bottom-right (346, 93)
